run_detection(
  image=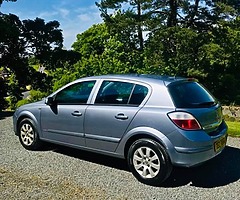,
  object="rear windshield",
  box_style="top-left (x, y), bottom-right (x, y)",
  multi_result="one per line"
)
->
top-left (168, 81), bottom-right (217, 108)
